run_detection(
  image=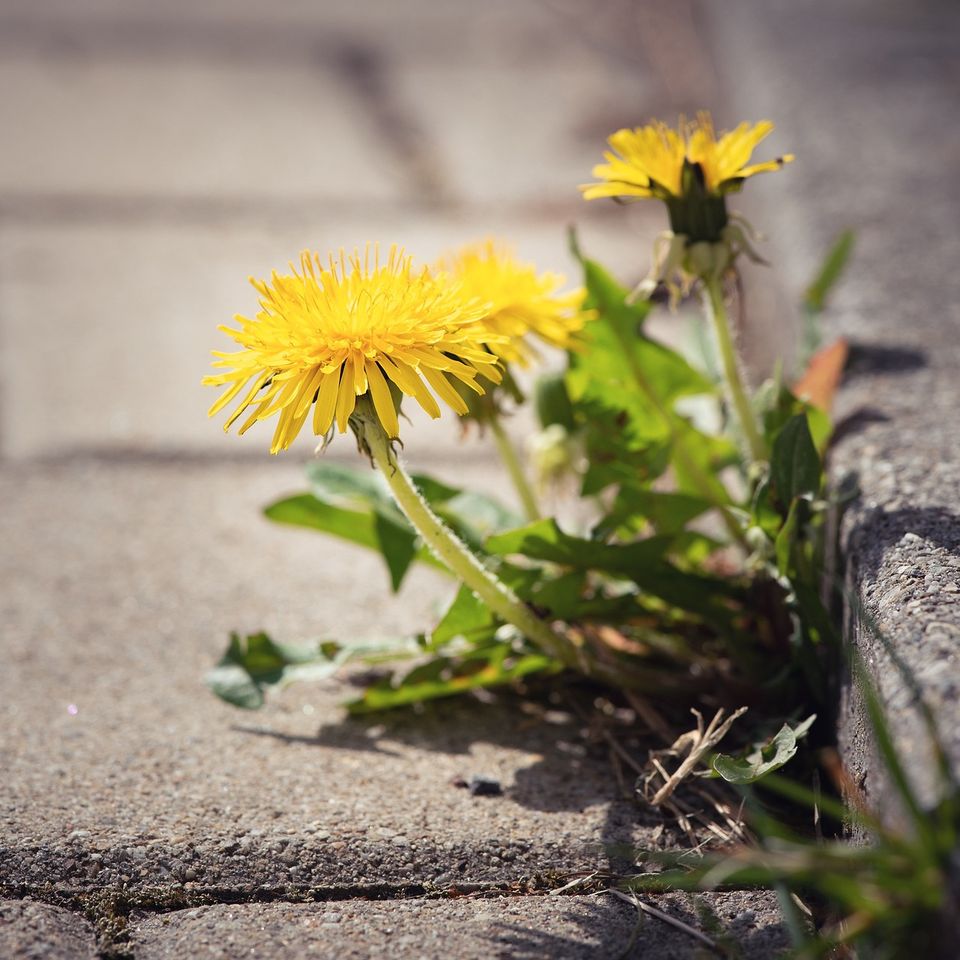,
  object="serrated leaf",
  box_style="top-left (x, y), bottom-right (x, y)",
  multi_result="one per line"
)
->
top-left (487, 519), bottom-right (679, 575)
top-left (565, 242), bottom-right (718, 492)
top-left (713, 715), bottom-right (816, 784)
top-left (487, 519), bottom-right (739, 621)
